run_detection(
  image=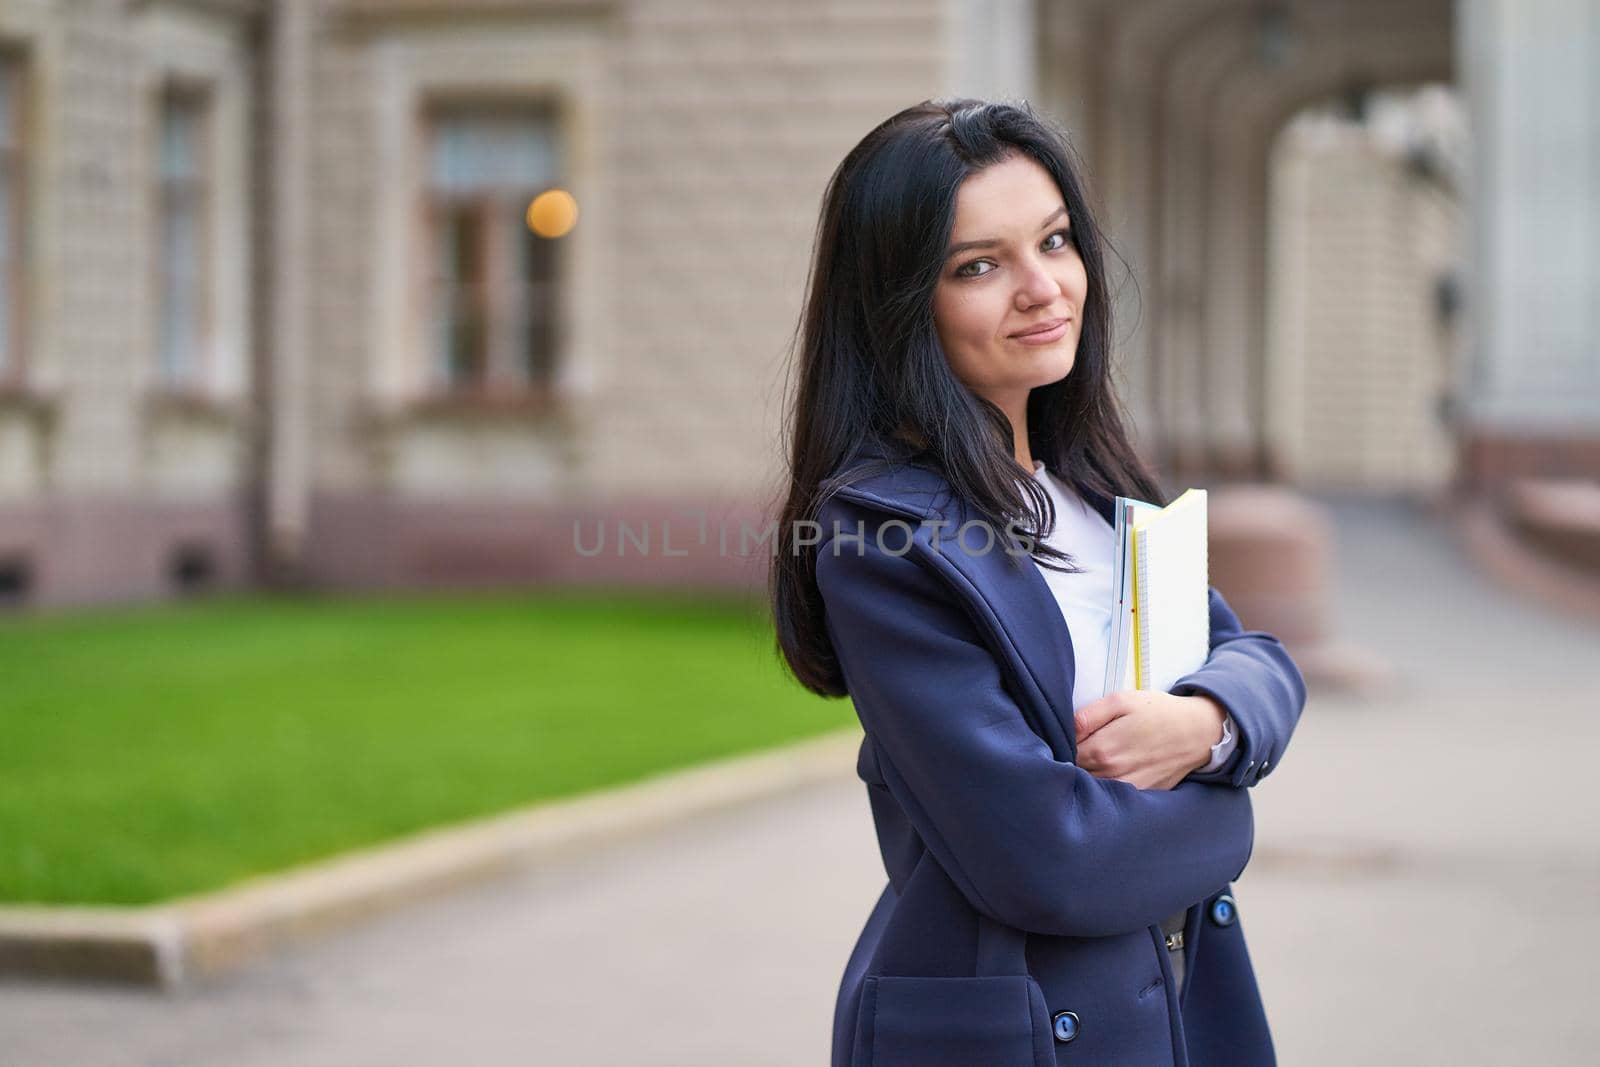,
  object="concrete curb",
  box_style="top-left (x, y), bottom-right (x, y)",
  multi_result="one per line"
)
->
top-left (0, 726), bottom-right (865, 989)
